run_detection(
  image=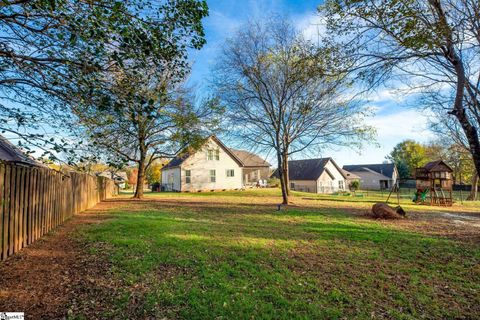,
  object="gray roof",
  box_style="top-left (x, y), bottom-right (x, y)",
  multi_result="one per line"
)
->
top-left (0, 135), bottom-right (43, 167)
top-left (288, 158), bottom-right (344, 181)
top-left (341, 168), bottom-right (360, 180)
top-left (229, 149), bottom-right (270, 167)
top-left (163, 152), bottom-right (191, 169)
top-left (342, 163), bottom-right (396, 179)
